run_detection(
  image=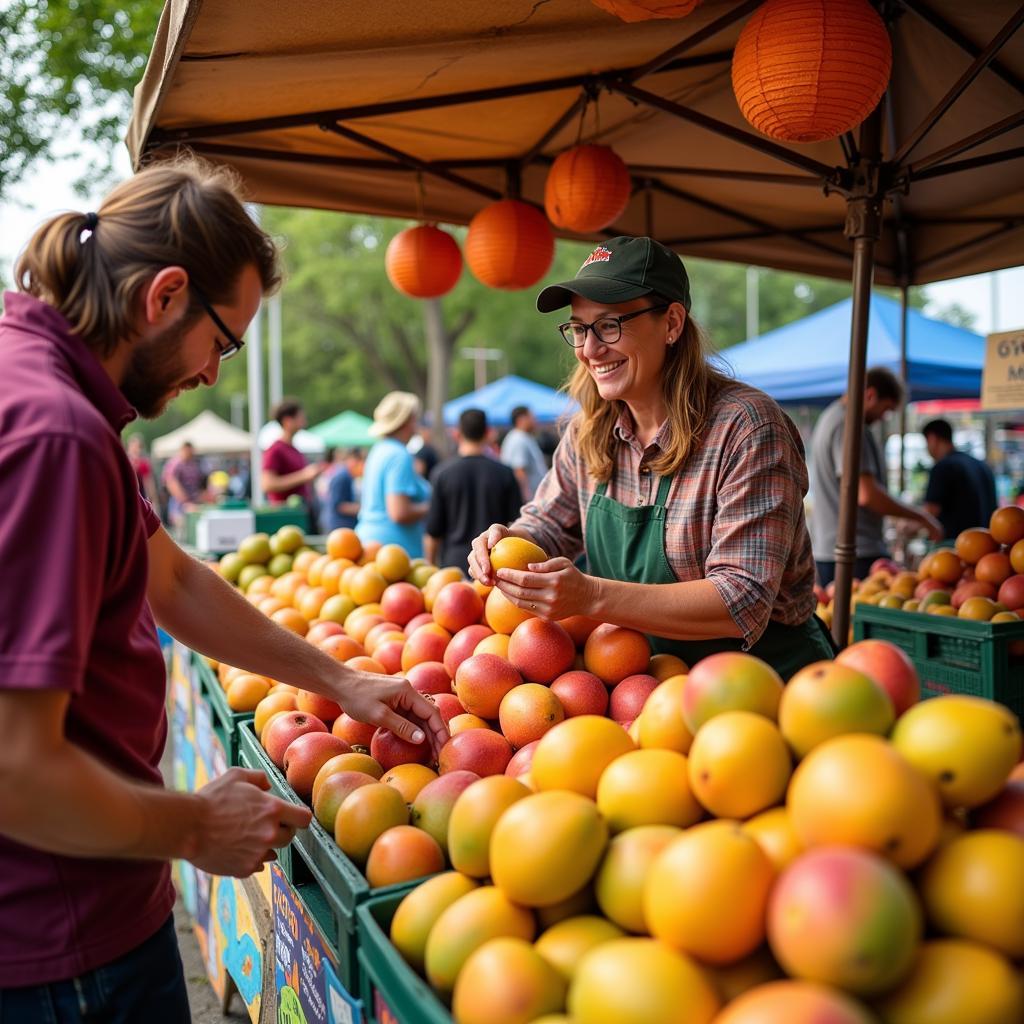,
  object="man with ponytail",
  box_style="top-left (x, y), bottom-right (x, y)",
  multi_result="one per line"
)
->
top-left (470, 236), bottom-right (833, 677)
top-left (0, 157), bottom-right (445, 1020)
